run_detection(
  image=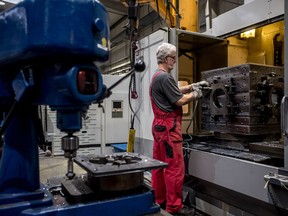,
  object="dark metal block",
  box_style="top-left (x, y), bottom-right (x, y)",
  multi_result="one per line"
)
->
top-left (201, 63), bottom-right (284, 136)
